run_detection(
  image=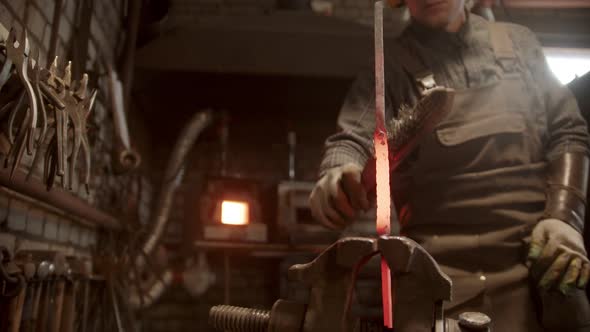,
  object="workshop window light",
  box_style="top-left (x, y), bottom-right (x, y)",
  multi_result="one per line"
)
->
top-left (221, 200), bottom-right (250, 225)
top-left (544, 48), bottom-right (590, 85)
